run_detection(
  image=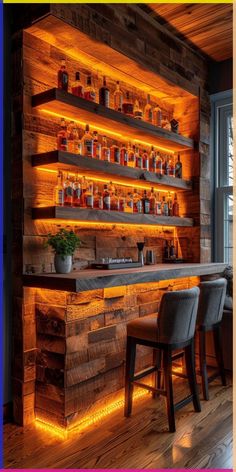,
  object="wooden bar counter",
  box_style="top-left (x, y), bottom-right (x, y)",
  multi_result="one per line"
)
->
top-left (23, 263), bottom-right (226, 429)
